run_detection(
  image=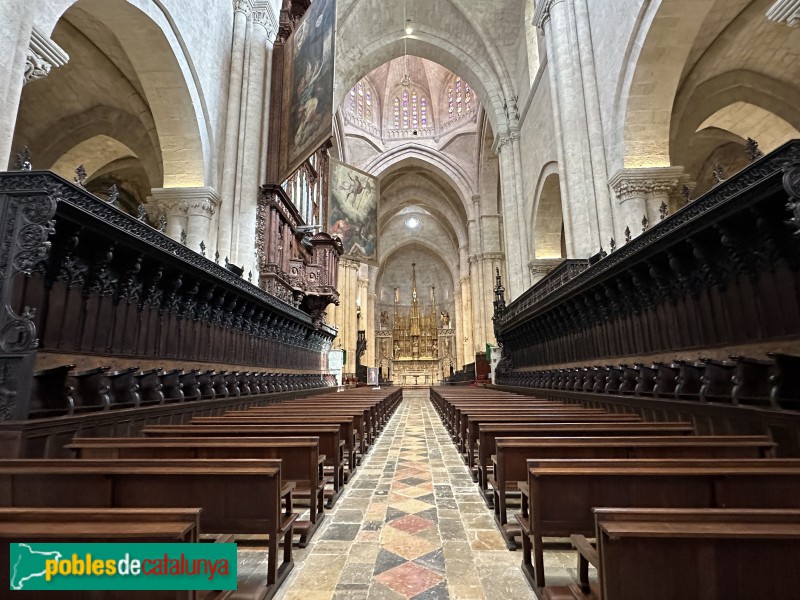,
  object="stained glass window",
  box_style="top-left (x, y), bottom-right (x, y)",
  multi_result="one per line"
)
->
top-left (392, 88), bottom-right (428, 130)
top-left (447, 77), bottom-right (473, 121)
top-left (348, 80), bottom-right (374, 122)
